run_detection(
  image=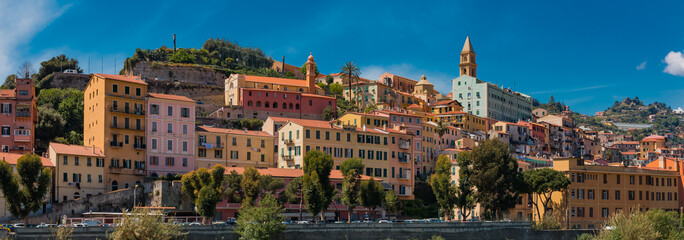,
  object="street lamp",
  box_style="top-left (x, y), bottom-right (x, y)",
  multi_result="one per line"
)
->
top-left (133, 184), bottom-right (139, 208)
